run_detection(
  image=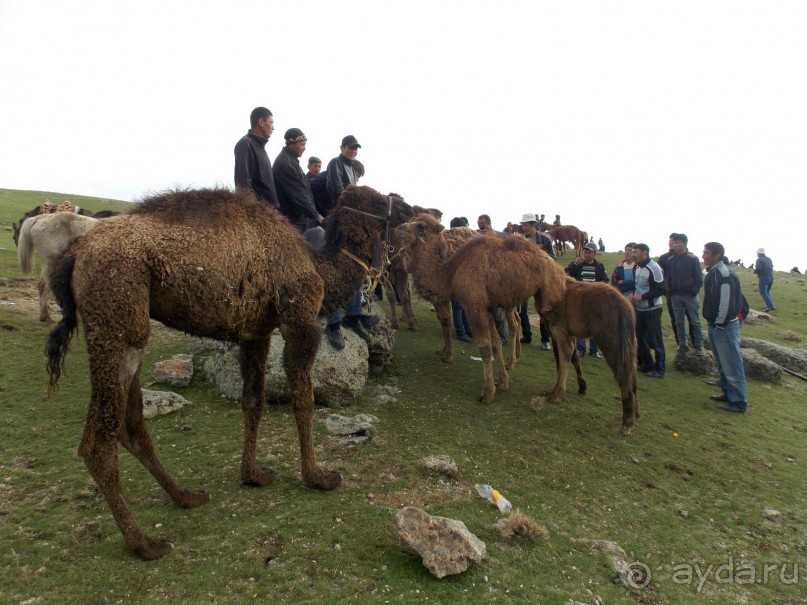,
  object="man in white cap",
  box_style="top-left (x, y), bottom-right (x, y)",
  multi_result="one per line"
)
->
top-left (753, 248), bottom-right (775, 311)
